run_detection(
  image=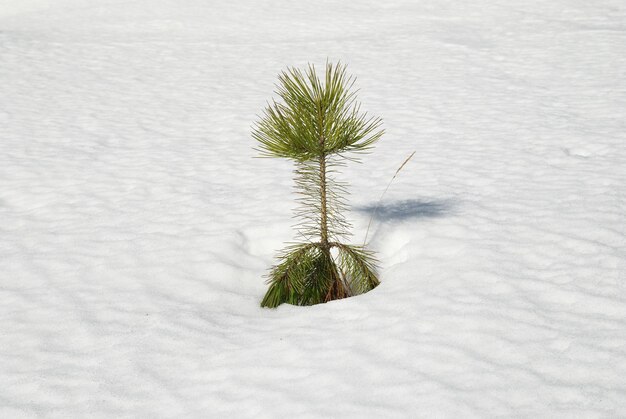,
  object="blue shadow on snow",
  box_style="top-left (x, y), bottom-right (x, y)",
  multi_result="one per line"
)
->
top-left (355, 199), bottom-right (454, 221)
